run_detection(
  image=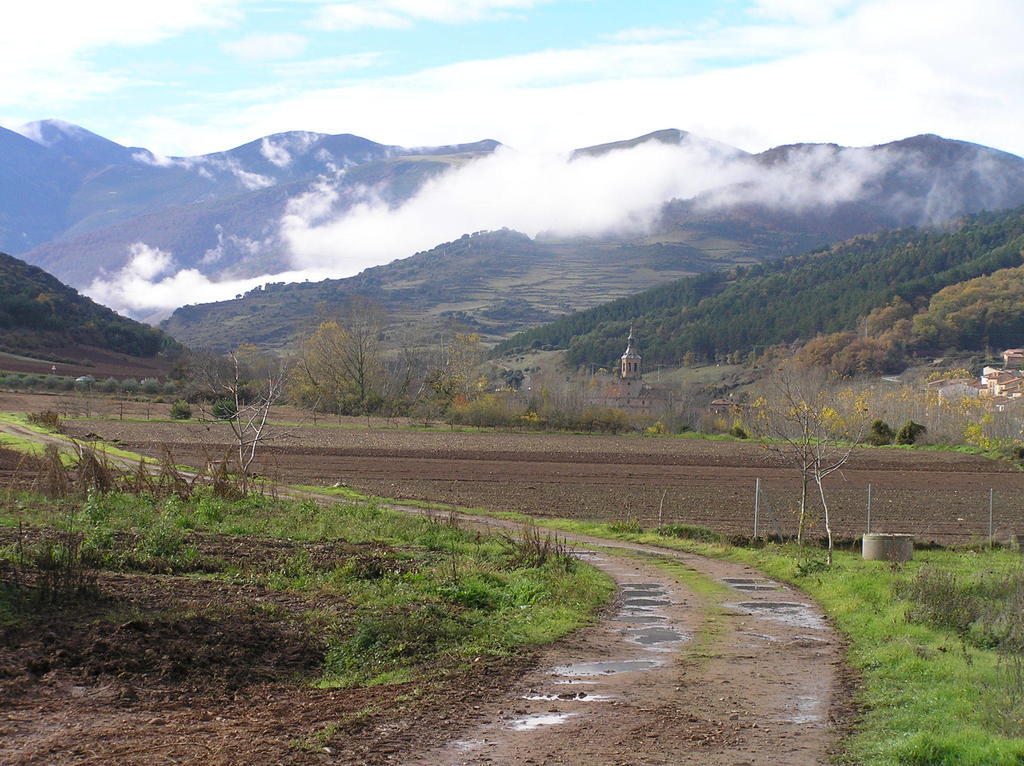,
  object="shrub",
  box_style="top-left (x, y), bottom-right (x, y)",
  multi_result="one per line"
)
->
top-left (449, 394), bottom-right (521, 428)
top-left (212, 398), bottom-right (237, 421)
top-left (654, 524), bottom-right (724, 544)
top-left (120, 378), bottom-right (139, 394)
top-left (140, 377), bottom-right (161, 395)
top-left (26, 410), bottom-right (62, 431)
top-left (868, 419), bottom-right (895, 446)
top-left (895, 420), bottom-right (927, 445)
top-left (170, 400), bottom-right (192, 420)
top-left (99, 377), bottom-right (118, 393)
top-left (730, 423), bottom-right (749, 439)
